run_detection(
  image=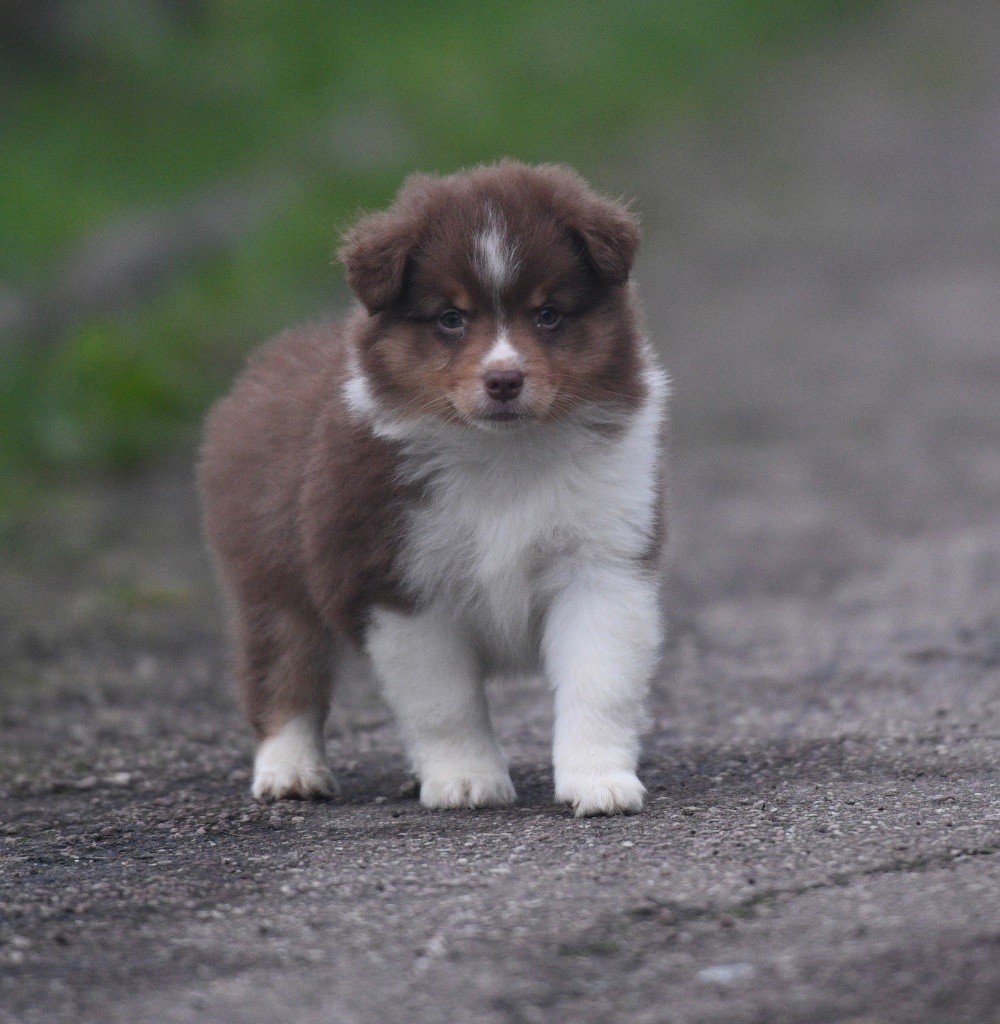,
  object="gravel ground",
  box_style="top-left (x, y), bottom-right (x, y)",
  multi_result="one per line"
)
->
top-left (2, 4), bottom-right (998, 1022)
